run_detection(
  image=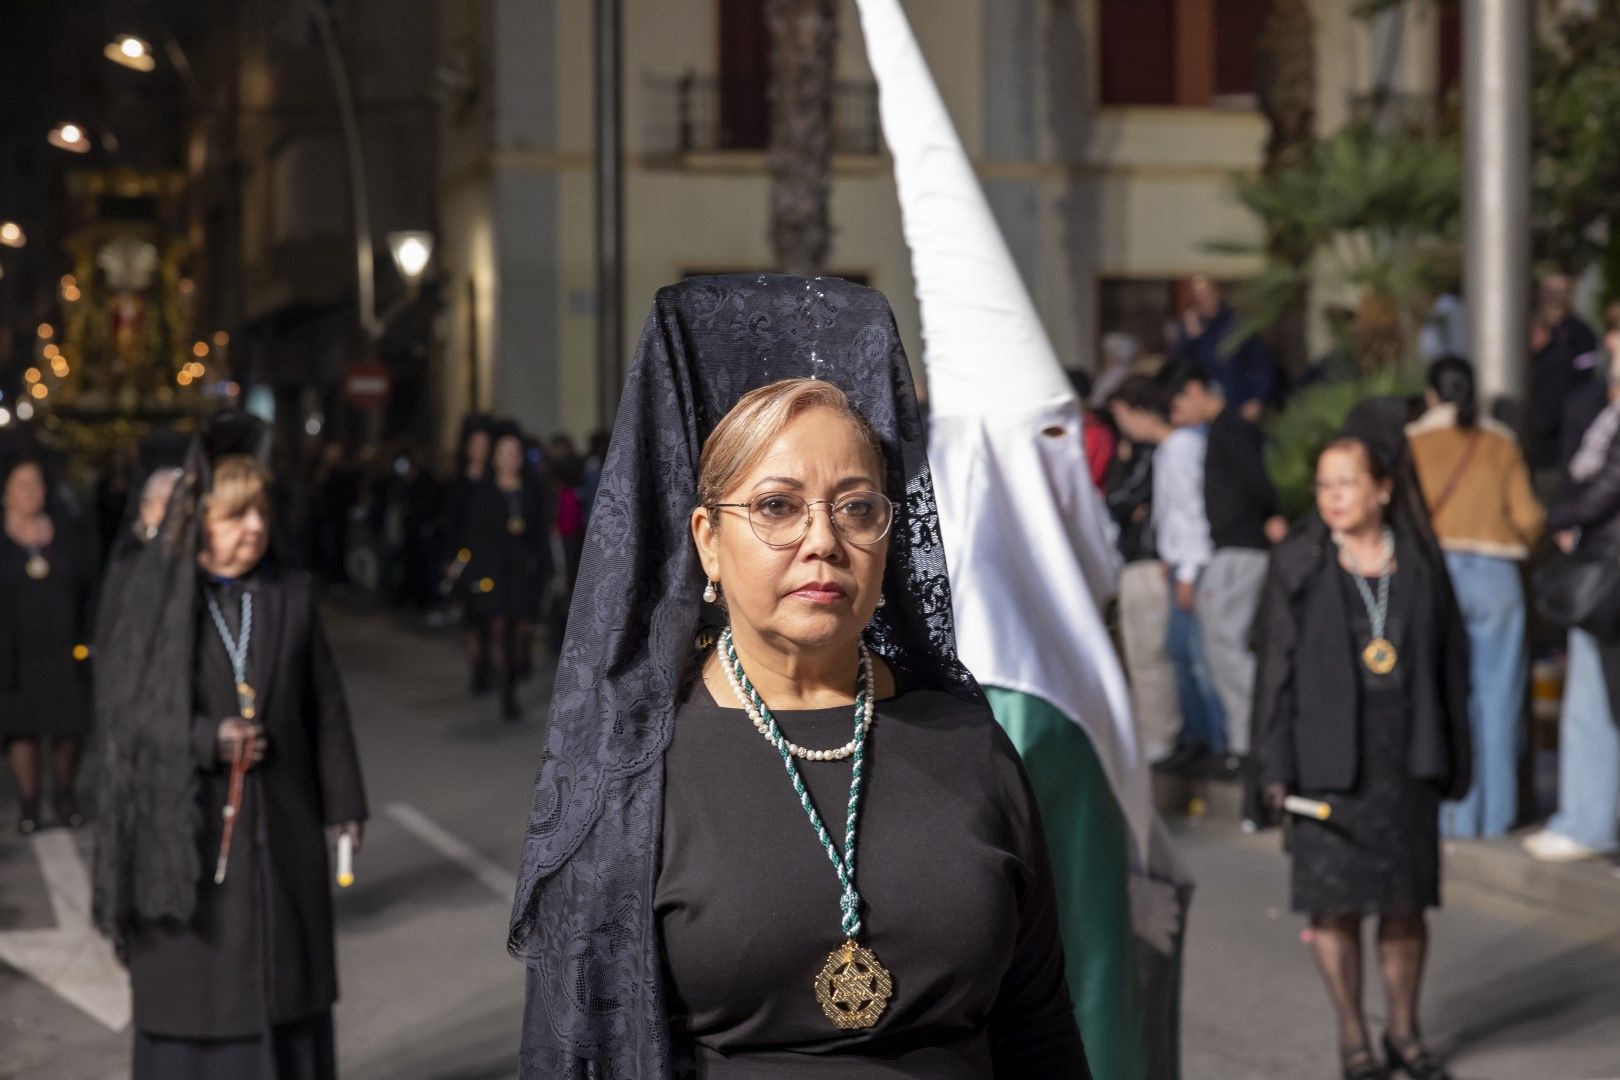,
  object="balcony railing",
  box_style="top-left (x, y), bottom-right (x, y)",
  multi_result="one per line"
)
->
top-left (643, 73), bottom-right (882, 158)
